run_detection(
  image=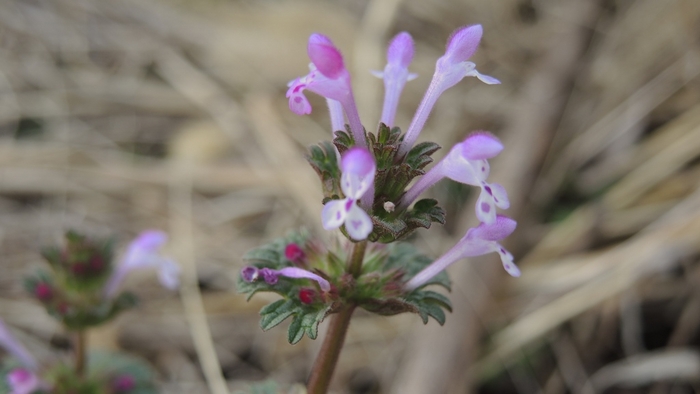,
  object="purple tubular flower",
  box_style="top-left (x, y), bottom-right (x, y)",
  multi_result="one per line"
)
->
top-left (372, 32), bottom-right (418, 127)
top-left (0, 320), bottom-right (37, 370)
top-left (404, 215), bottom-right (519, 291)
top-left (398, 132), bottom-right (509, 224)
top-left (104, 230), bottom-right (180, 298)
top-left (7, 368), bottom-right (41, 394)
top-left (240, 266), bottom-right (330, 292)
top-left (326, 99), bottom-right (345, 133)
top-left (286, 34), bottom-right (367, 147)
top-left (321, 148), bottom-right (376, 240)
top-left (397, 25), bottom-right (500, 158)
